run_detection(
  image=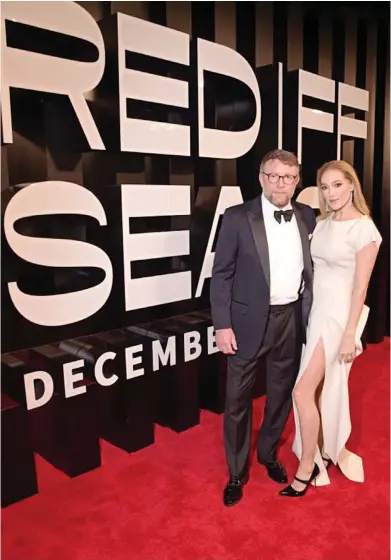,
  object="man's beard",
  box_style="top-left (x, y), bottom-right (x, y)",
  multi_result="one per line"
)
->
top-left (269, 193), bottom-right (291, 208)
